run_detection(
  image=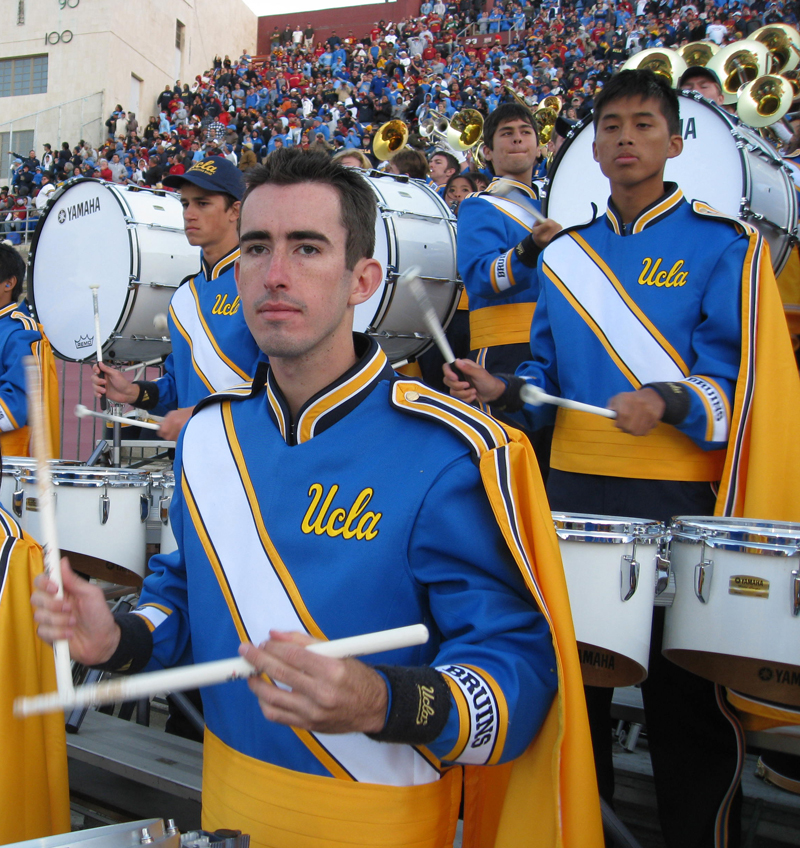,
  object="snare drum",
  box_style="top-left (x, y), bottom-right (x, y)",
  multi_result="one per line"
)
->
top-left (553, 513), bottom-right (666, 687)
top-left (360, 172), bottom-right (460, 364)
top-left (13, 466), bottom-right (151, 586)
top-left (29, 180), bottom-right (201, 362)
top-left (664, 516), bottom-right (800, 706)
top-left (543, 91), bottom-right (797, 273)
